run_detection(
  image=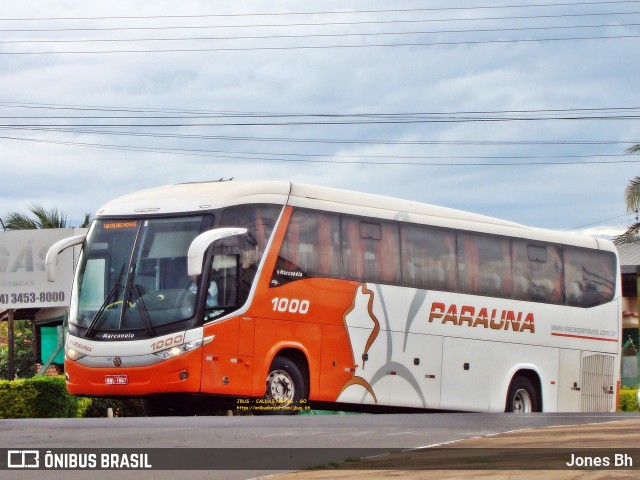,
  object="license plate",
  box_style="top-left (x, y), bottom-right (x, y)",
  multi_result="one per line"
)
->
top-left (105, 374), bottom-right (128, 385)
